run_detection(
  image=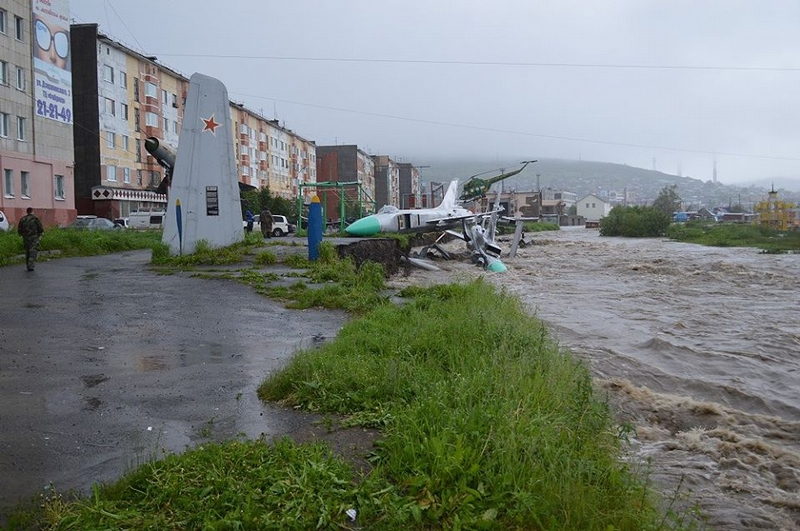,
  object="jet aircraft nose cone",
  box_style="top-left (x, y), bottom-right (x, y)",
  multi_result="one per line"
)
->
top-left (345, 216), bottom-right (381, 236)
